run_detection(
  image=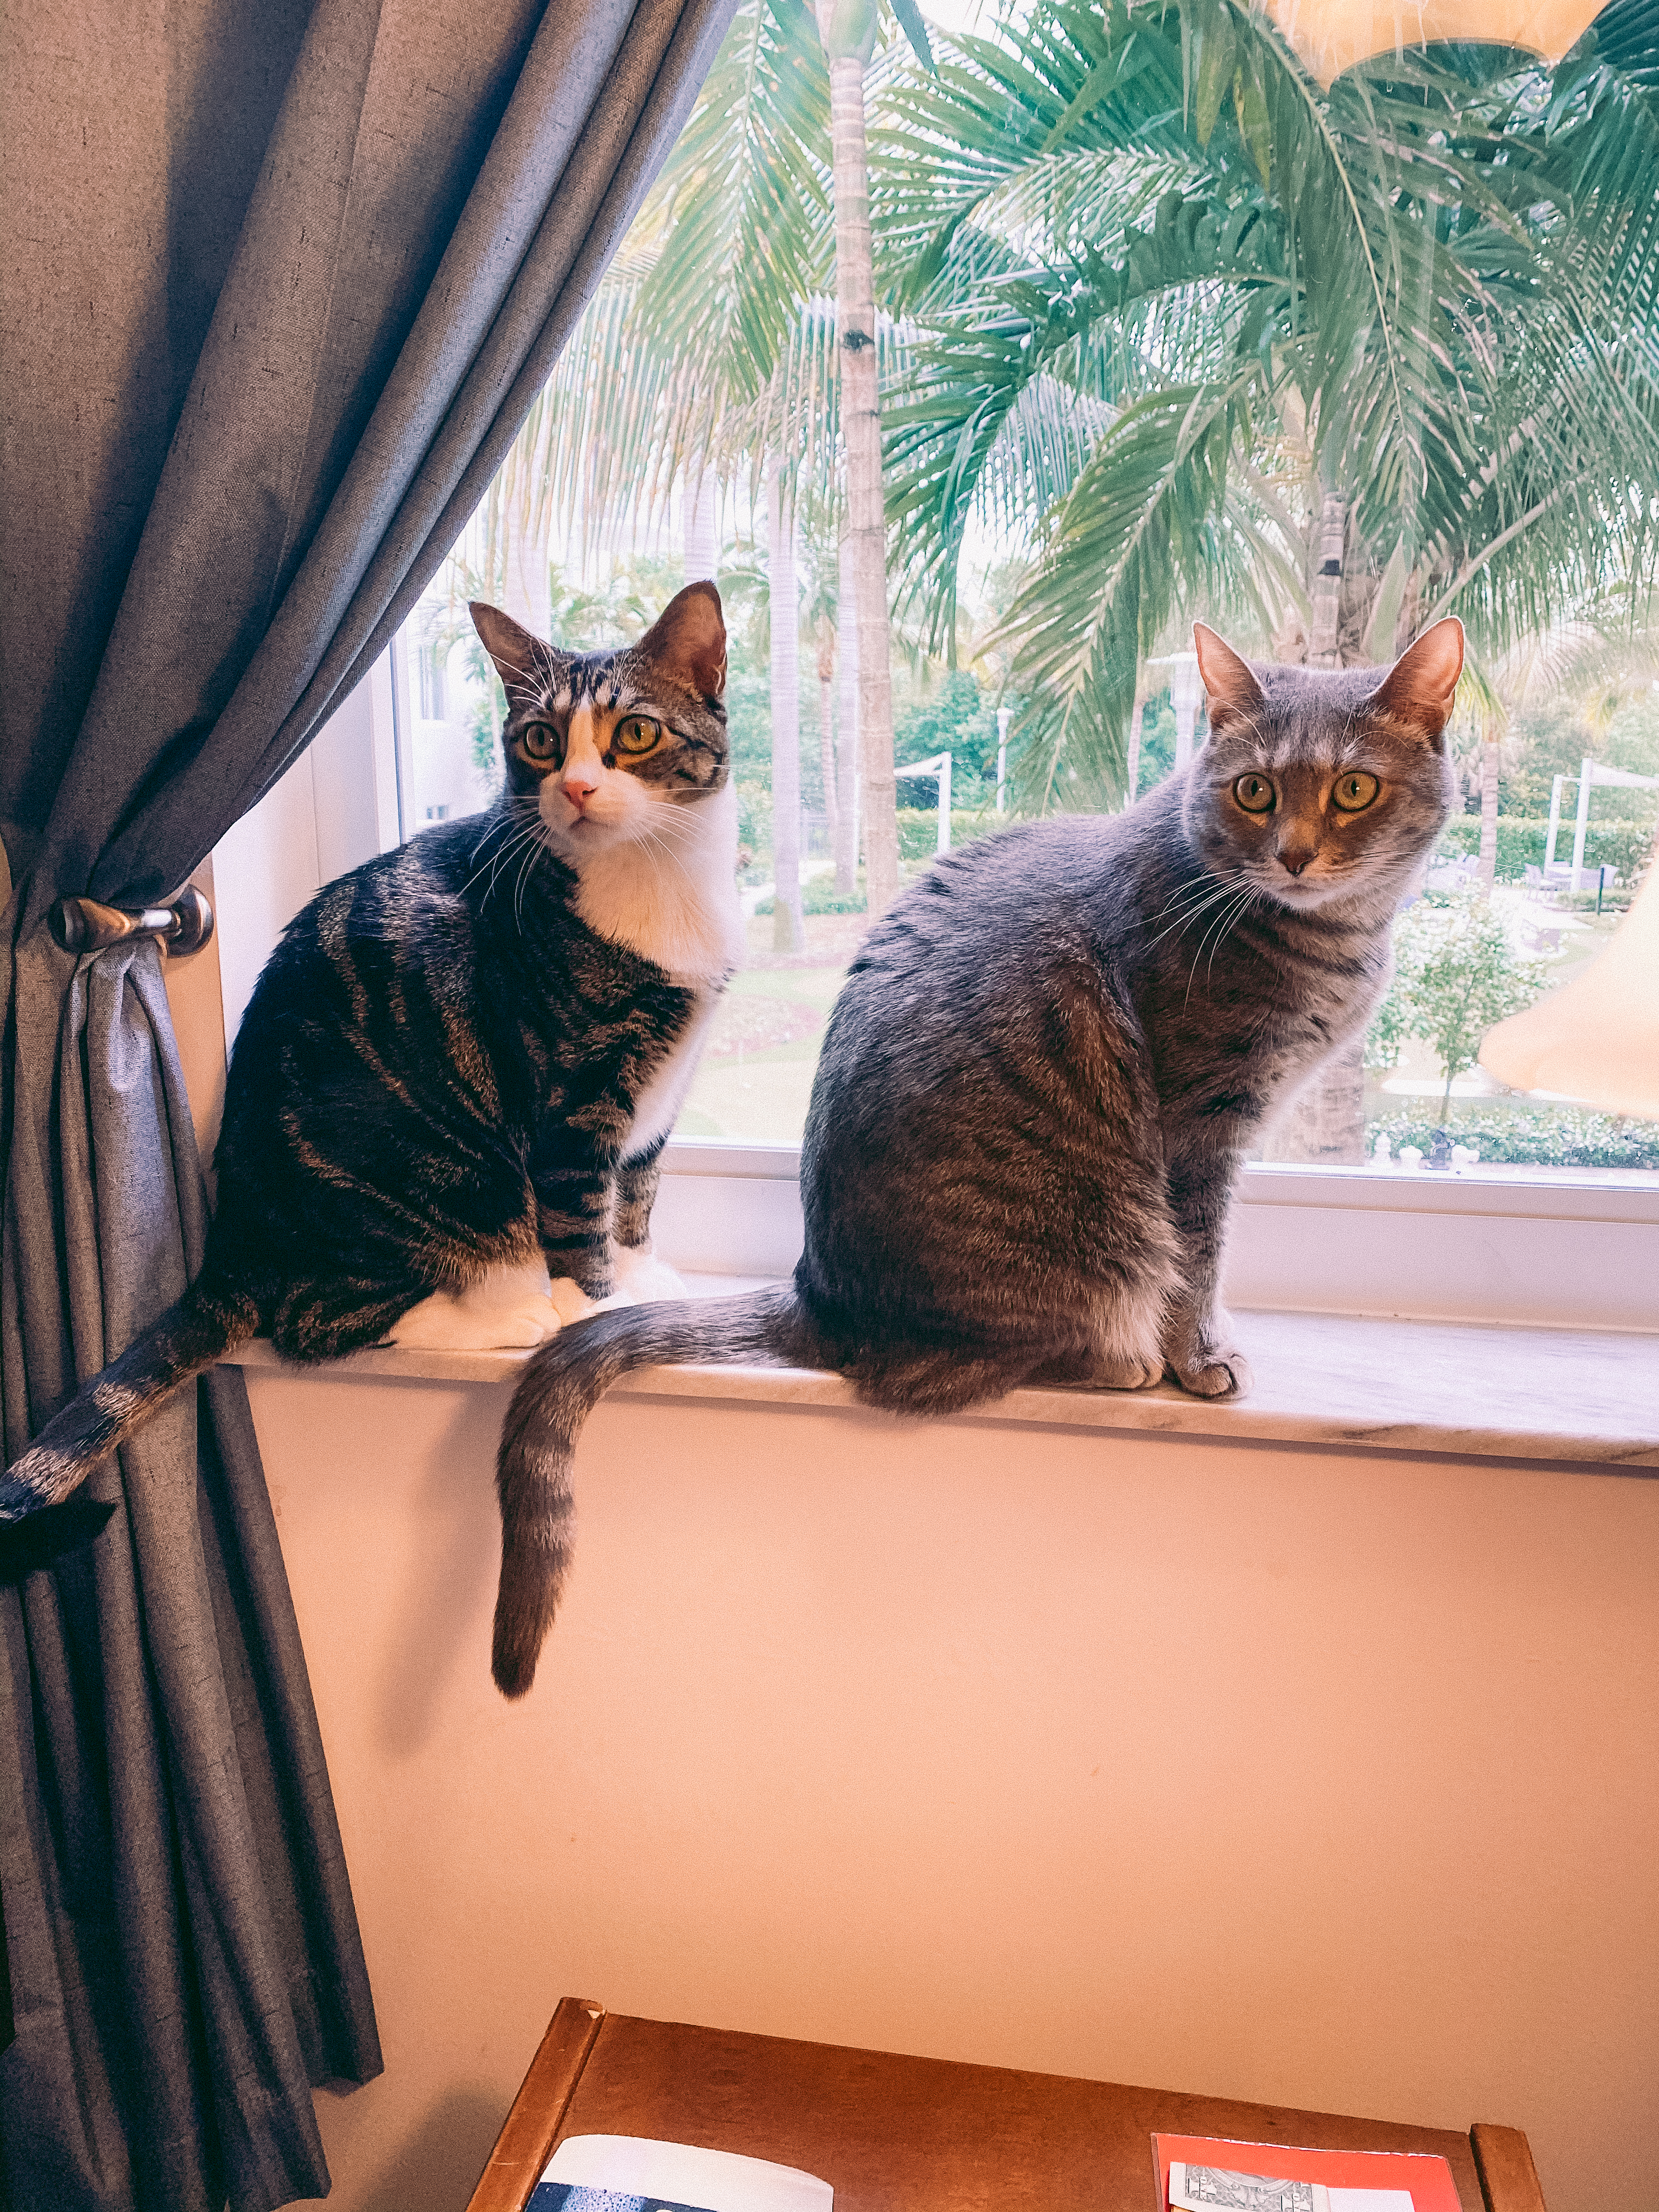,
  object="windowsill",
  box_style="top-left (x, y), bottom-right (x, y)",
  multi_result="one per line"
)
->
top-left (224, 1288), bottom-right (1659, 1470)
